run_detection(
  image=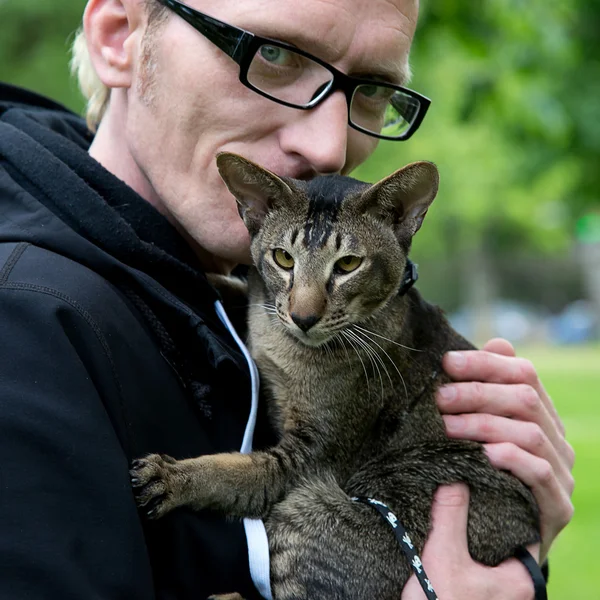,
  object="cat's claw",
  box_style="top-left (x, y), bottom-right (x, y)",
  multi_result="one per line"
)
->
top-left (129, 453), bottom-right (181, 518)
